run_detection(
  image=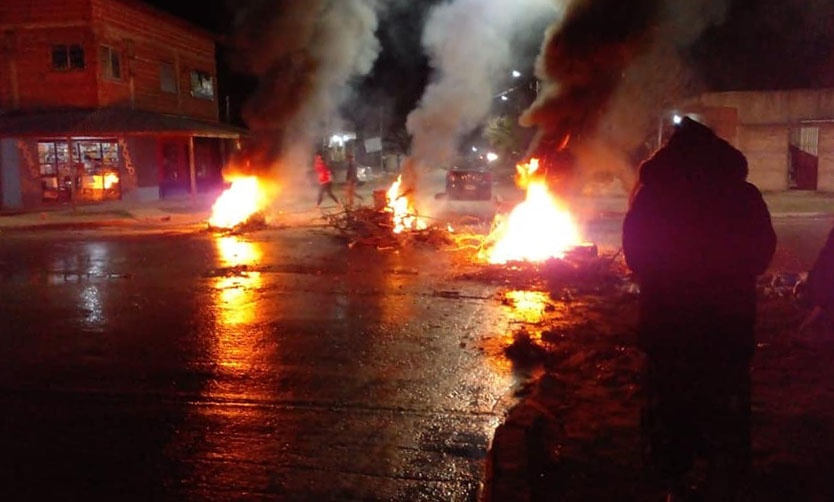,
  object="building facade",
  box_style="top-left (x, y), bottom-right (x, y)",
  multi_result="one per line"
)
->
top-left (0, 0), bottom-right (245, 209)
top-left (665, 88), bottom-right (834, 193)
